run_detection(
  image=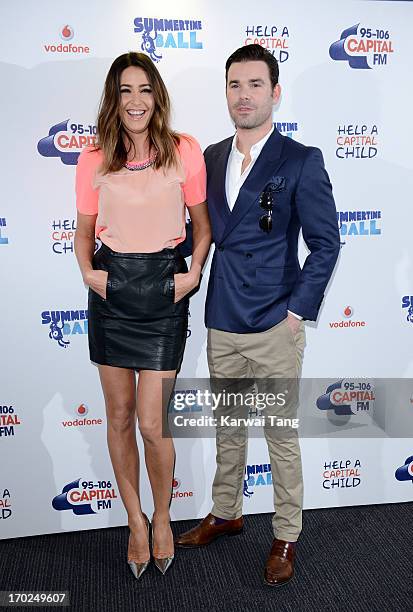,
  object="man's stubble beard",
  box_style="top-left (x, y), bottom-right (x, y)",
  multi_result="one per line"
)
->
top-left (229, 100), bottom-right (274, 130)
